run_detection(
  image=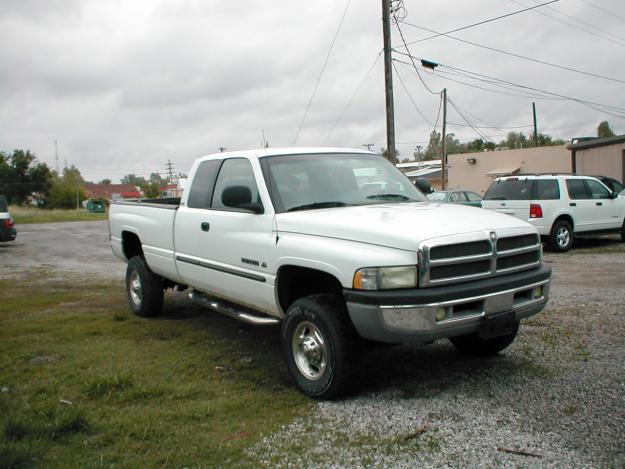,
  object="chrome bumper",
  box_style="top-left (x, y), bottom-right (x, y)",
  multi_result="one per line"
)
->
top-left (344, 266), bottom-right (551, 344)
